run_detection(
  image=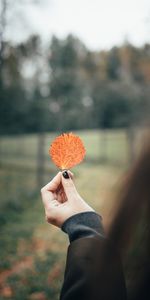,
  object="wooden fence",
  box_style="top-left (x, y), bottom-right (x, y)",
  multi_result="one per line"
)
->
top-left (0, 128), bottom-right (149, 188)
